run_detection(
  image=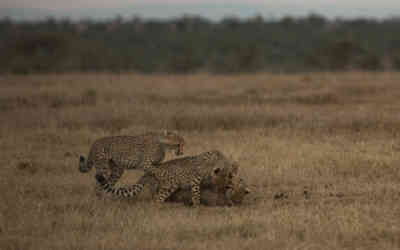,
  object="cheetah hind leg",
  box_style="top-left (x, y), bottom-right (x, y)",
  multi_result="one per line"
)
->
top-left (107, 158), bottom-right (125, 186)
top-left (156, 186), bottom-right (179, 204)
top-left (94, 159), bottom-right (124, 197)
top-left (190, 178), bottom-right (201, 206)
